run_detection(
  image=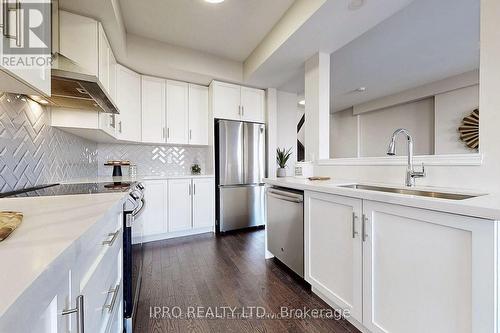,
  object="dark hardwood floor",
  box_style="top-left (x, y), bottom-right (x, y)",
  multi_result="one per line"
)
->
top-left (135, 229), bottom-right (360, 333)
